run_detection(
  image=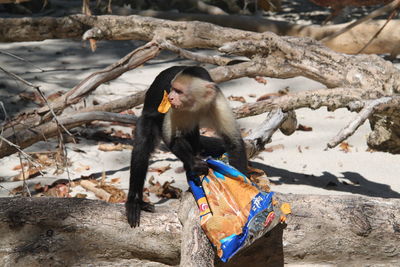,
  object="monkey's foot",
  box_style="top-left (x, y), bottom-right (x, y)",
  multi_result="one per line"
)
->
top-left (141, 201), bottom-right (155, 212)
top-left (125, 197), bottom-right (155, 228)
